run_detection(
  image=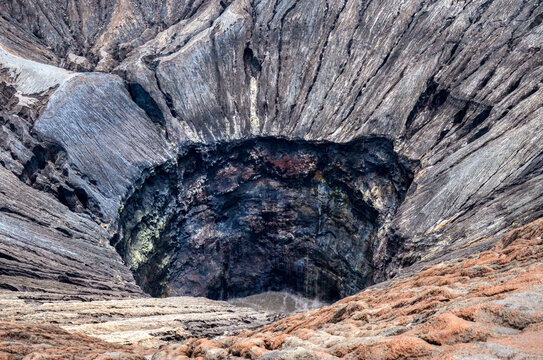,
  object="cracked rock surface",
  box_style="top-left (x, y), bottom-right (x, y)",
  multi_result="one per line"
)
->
top-left (1, 217), bottom-right (542, 359)
top-left (0, 0), bottom-right (543, 358)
